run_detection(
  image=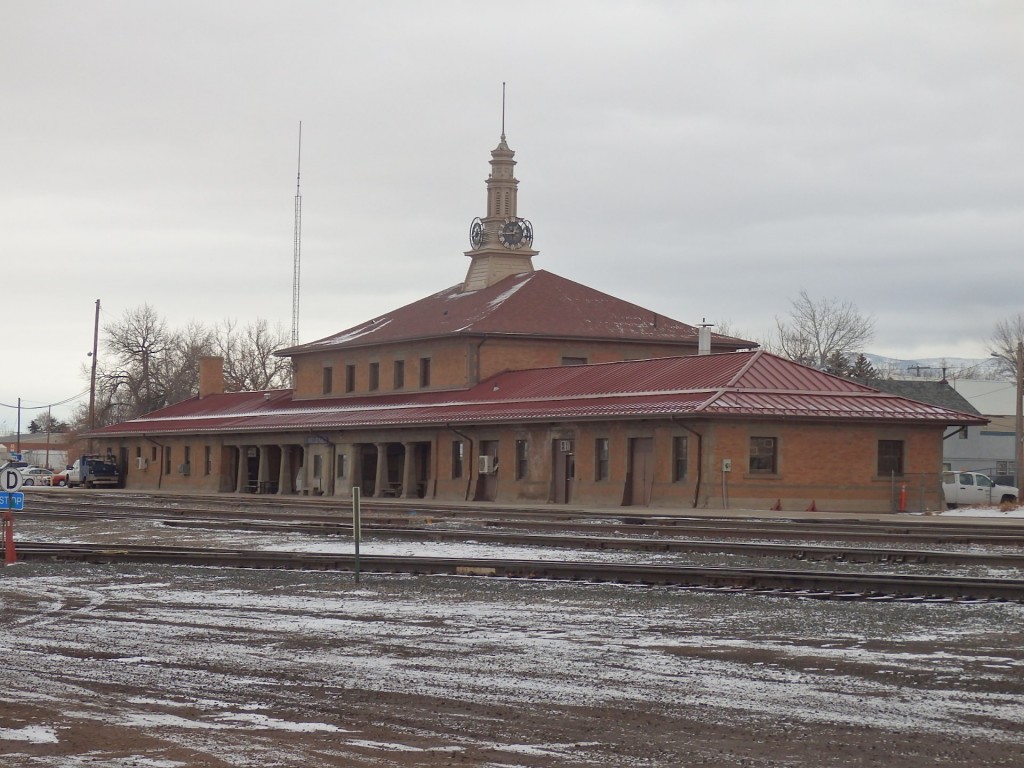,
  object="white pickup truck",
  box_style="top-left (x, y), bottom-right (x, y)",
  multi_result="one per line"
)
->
top-left (942, 471), bottom-right (1018, 508)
